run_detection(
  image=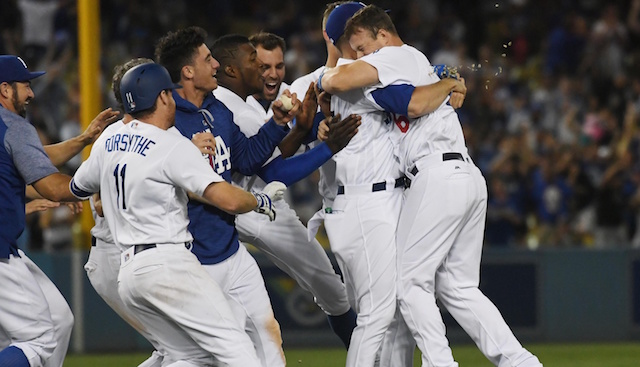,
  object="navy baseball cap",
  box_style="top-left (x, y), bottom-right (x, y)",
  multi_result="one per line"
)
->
top-left (325, 2), bottom-right (366, 45)
top-left (0, 55), bottom-right (45, 83)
